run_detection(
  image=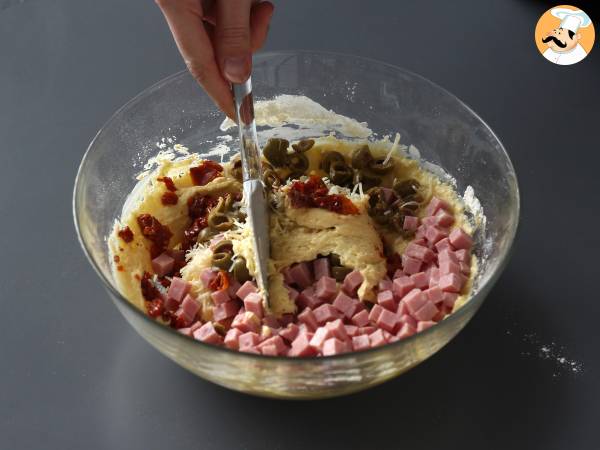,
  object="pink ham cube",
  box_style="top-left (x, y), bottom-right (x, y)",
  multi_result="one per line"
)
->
top-left (435, 237), bottom-right (454, 252)
top-left (243, 292), bottom-right (264, 319)
top-left (393, 276), bottom-right (416, 299)
top-left (168, 277), bottom-right (191, 303)
top-left (403, 215), bottom-right (419, 231)
top-left (428, 267), bottom-right (441, 287)
top-left (227, 279), bottom-right (241, 299)
top-left (310, 327), bottom-right (333, 349)
top-left (422, 216), bottom-right (437, 226)
top-left (211, 288), bottom-right (231, 305)
top-left (258, 335), bottom-right (287, 354)
top-left (410, 272), bottom-right (429, 290)
top-left (454, 248), bottom-right (471, 263)
top-left (438, 249), bottom-right (459, 266)
top-left (285, 285), bottom-right (299, 303)
top-left (369, 329), bottom-right (387, 347)
top-left (351, 309), bottom-right (369, 327)
top-left (178, 327), bottom-right (192, 336)
top-left (313, 304), bottom-right (340, 325)
top-left (260, 344), bottom-right (278, 356)
top-left (442, 292), bottom-right (459, 309)
top-left (231, 311), bottom-right (261, 333)
top-left (297, 286), bottom-right (321, 309)
top-left (224, 328), bottom-right (243, 350)
top-left (435, 209), bottom-right (455, 227)
top-left (401, 254), bottom-right (422, 275)
top-left (439, 260), bottom-right (461, 276)
top-left (424, 196), bottom-right (449, 216)
top-left (262, 314), bottom-right (280, 329)
top-left (279, 323), bottom-right (300, 343)
top-left (193, 322), bottom-right (222, 345)
top-left (352, 334), bottom-right (371, 351)
top-left (405, 242), bottom-right (435, 263)
top-left (398, 313), bottom-right (417, 329)
top-left (235, 280), bottom-right (257, 300)
top-left (425, 226), bottom-right (448, 245)
top-left (376, 308), bottom-right (398, 332)
top-left (333, 292), bottom-right (358, 318)
top-left (377, 290), bottom-right (396, 311)
top-left (200, 268), bottom-right (218, 288)
top-left (322, 337), bottom-right (346, 356)
top-left (368, 304), bottom-right (384, 324)
top-left (325, 319), bottom-right (348, 341)
top-left (413, 301), bottom-right (439, 321)
top-left (342, 270), bottom-right (364, 295)
top-left (358, 326), bottom-right (376, 335)
top-left (460, 262), bottom-right (471, 275)
top-left (313, 257), bottom-right (331, 279)
top-left (176, 294), bottom-right (201, 326)
top-left (423, 286), bottom-right (444, 304)
top-left (397, 323), bottom-right (416, 339)
top-left (238, 332), bottom-right (260, 349)
top-left (289, 262), bottom-right (313, 288)
top-left (417, 321), bottom-right (436, 332)
top-left (240, 346), bottom-right (260, 354)
top-left (213, 301), bottom-right (240, 322)
top-left (282, 267), bottom-right (294, 285)
top-left (314, 276), bottom-right (338, 302)
top-left (344, 325), bottom-right (358, 337)
top-left (378, 279), bottom-right (393, 291)
top-left (403, 289), bottom-right (428, 316)
top-left (151, 252), bottom-right (175, 277)
top-left (449, 228), bottom-right (473, 250)
top-left (298, 307), bottom-right (319, 331)
top-left (439, 273), bottom-right (464, 293)
top-left (289, 334), bottom-right (317, 357)
top-left (396, 299), bottom-right (409, 316)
